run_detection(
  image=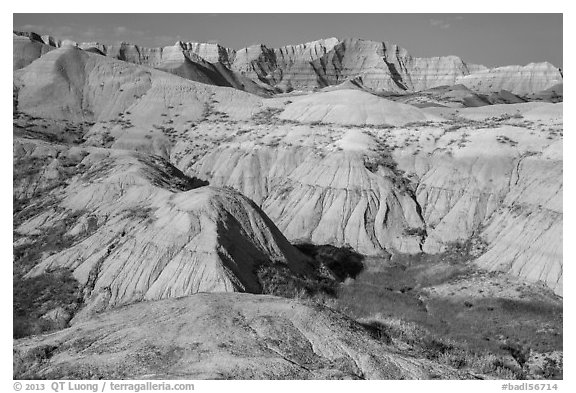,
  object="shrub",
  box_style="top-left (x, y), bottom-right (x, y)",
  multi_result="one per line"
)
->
top-left (403, 227), bottom-right (427, 238)
top-left (422, 335), bottom-right (455, 360)
top-left (13, 269), bottom-right (82, 339)
top-left (501, 341), bottom-right (530, 368)
top-left (295, 243), bottom-right (364, 281)
top-left (541, 357), bottom-right (562, 379)
top-left (255, 262), bottom-right (337, 299)
top-left (358, 320), bottom-right (393, 344)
